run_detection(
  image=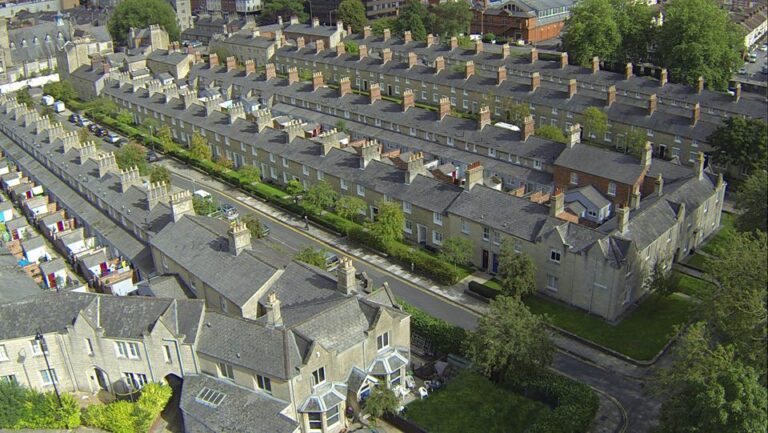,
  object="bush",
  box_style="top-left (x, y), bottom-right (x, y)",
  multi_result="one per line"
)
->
top-left (0, 381), bottom-right (80, 429)
top-left (83, 382), bottom-right (172, 433)
top-left (468, 281), bottom-right (500, 300)
top-left (399, 299), bottom-right (467, 356)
